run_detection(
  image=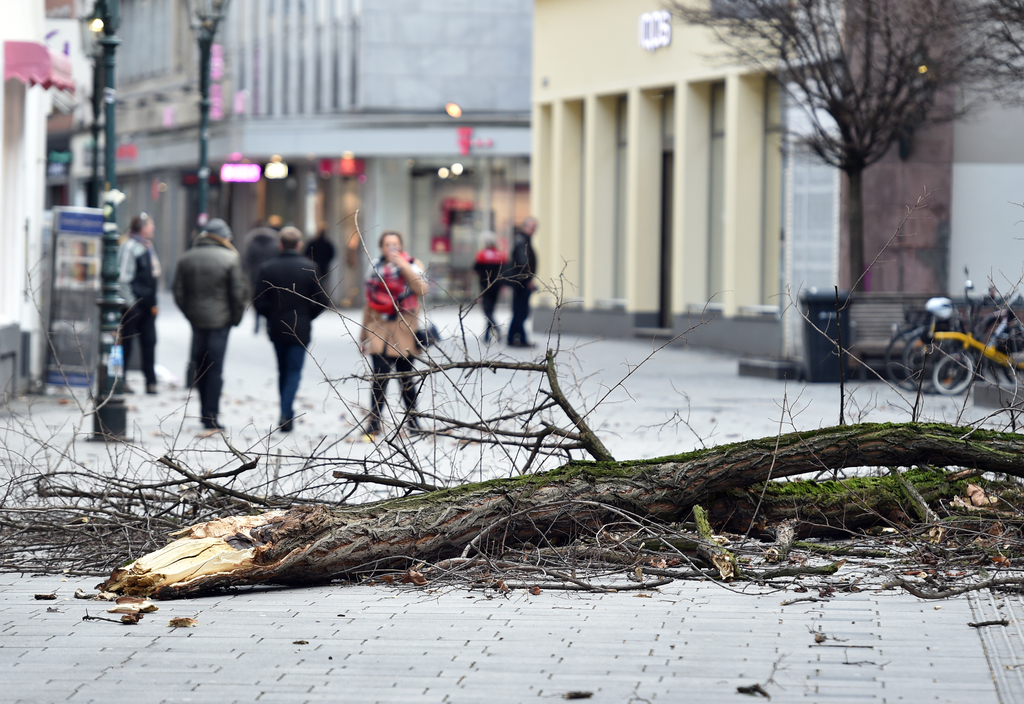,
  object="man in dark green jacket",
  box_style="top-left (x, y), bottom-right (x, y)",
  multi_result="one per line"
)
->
top-left (173, 219), bottom-right (248, 430)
